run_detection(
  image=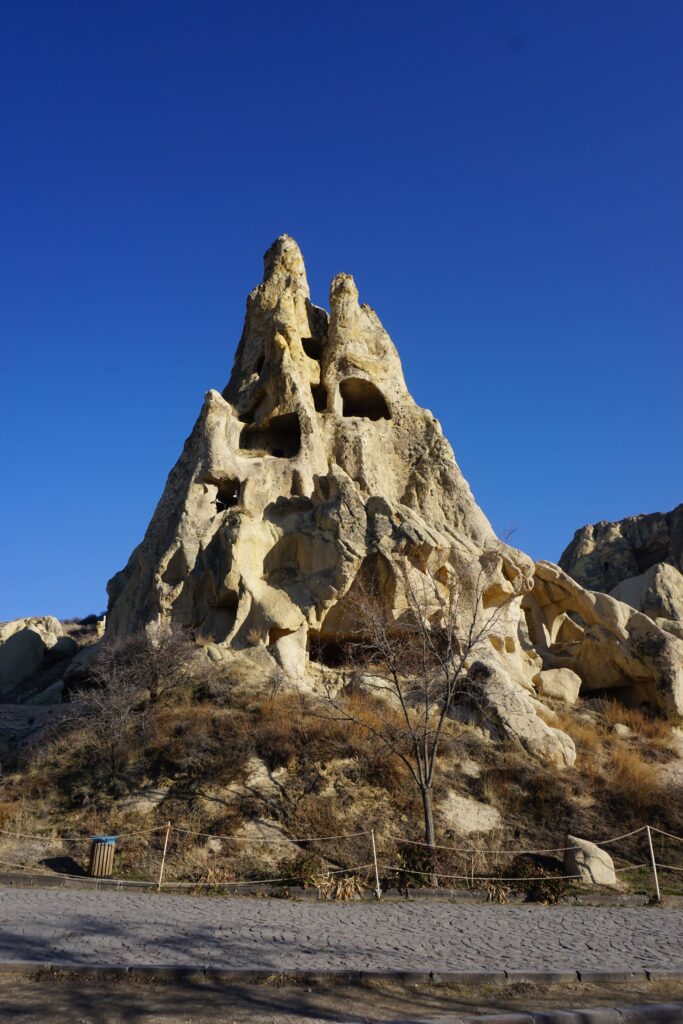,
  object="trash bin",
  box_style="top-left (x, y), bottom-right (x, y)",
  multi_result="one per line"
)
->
top-left (88, 835), bottom-right (117, 878)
